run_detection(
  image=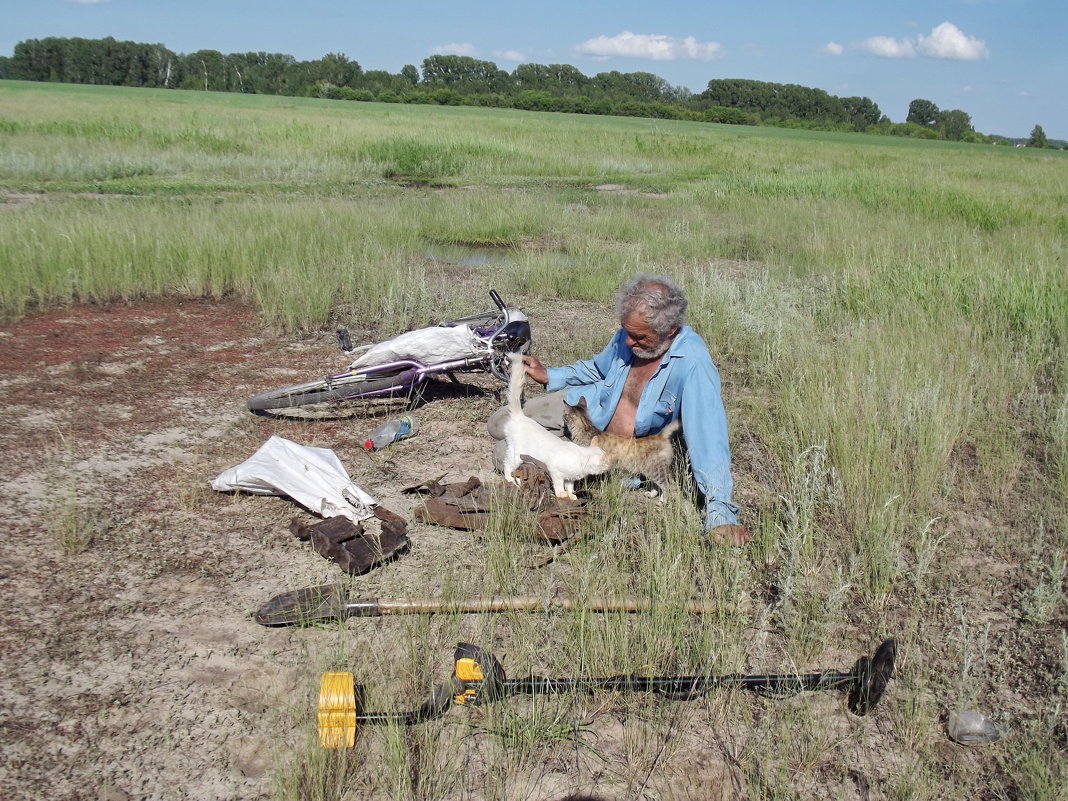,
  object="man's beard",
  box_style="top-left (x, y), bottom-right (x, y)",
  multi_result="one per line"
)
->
top-left (632, 338), bottom-right (672, 360)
